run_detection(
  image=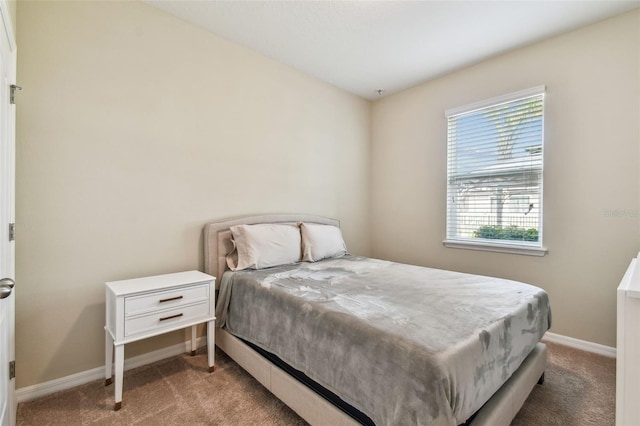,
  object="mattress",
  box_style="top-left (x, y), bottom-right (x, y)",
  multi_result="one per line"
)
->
top-left (216, 255), bottom-right (551, 426)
